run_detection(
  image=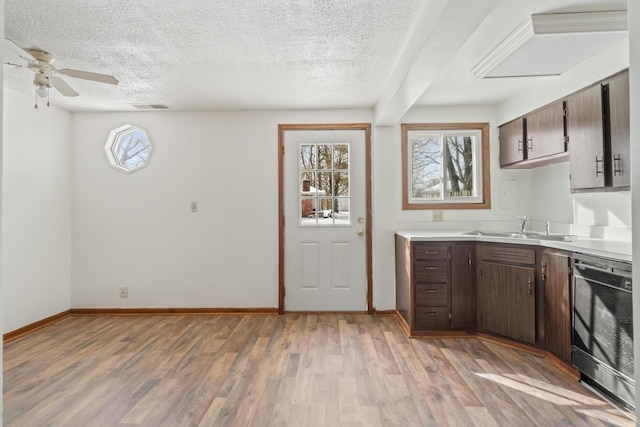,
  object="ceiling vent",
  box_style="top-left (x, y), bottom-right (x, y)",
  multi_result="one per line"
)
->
top-left (472, 10), bottom-right (628, 78)
top-left (130, 104), bottom-right (169, 110)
